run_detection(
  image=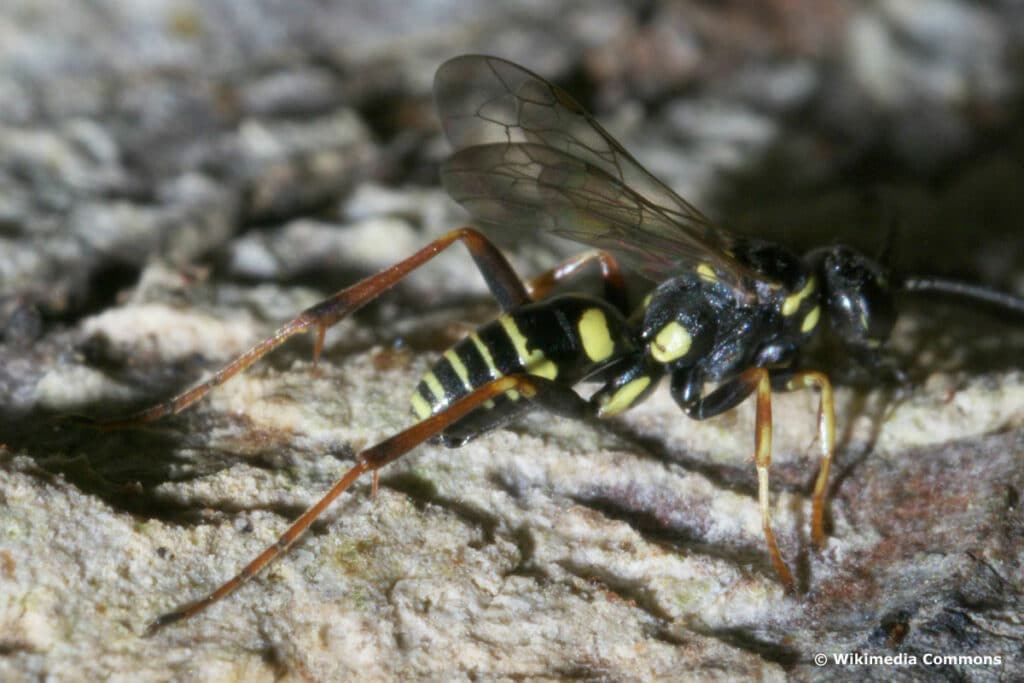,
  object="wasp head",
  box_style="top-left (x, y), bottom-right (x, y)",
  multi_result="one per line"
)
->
top-left (808, 245), bottom-right (896, 352)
